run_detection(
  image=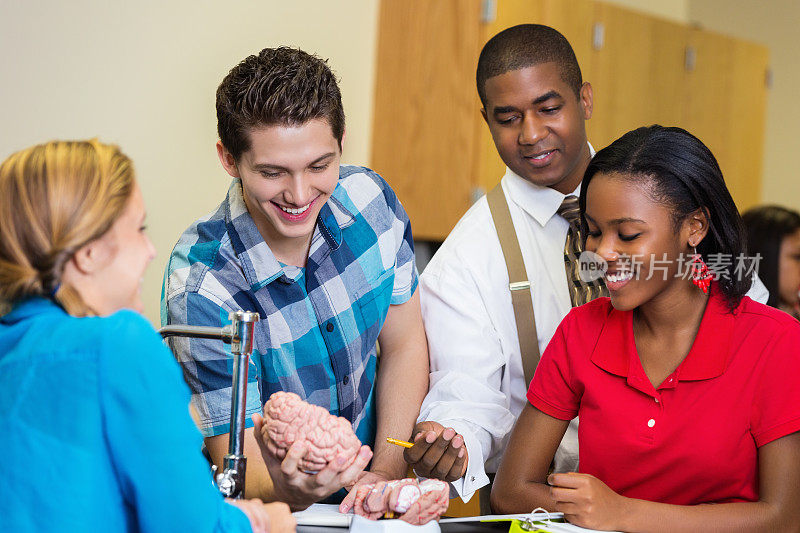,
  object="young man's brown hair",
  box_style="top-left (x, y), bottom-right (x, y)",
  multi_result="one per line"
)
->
top-left (216, 46), bottom-right (346, 160)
